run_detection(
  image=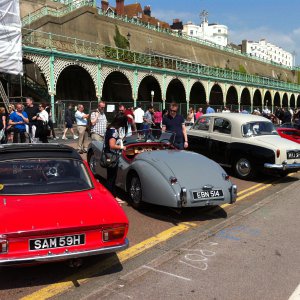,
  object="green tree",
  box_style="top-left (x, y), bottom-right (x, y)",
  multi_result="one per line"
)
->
top-left (238, 64), bottom-right (247, 74)
top-left (114, 25), bottom-right (129, 49)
